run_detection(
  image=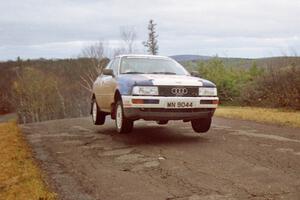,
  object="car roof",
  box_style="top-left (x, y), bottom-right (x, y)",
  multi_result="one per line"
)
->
top-left (116, 54), bottom-right (171, 60)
